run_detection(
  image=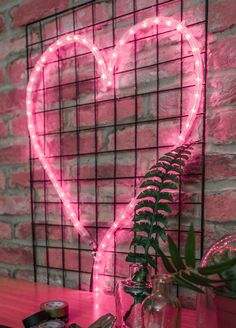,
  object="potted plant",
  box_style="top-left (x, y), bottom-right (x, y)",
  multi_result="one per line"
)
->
top-left (115, 143), bottom-right (236, 328)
